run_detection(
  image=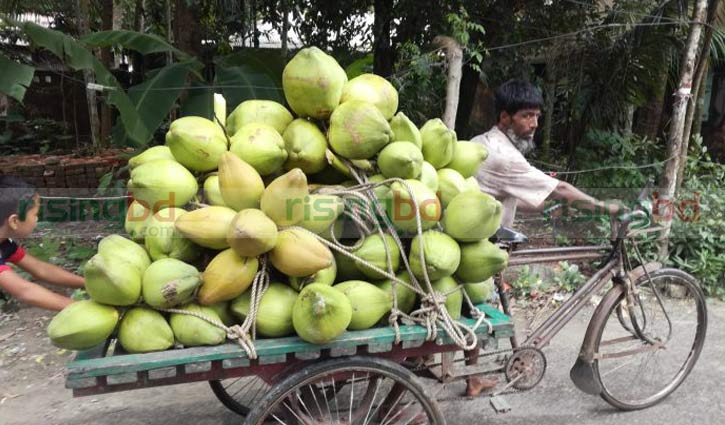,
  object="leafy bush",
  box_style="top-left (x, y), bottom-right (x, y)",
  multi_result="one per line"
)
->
top-left (668, 137), bottom-right (725, 298)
